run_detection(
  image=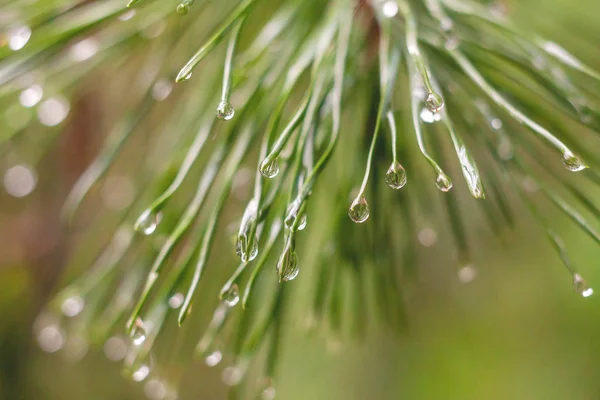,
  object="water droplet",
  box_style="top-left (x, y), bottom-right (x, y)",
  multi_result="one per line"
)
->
top-left (61, 294), bottom-right (85, 317)
top-left (435, 173), bottom-right (453, 192)
top-left (4, 164), bottom-right (37, 198)
top-left (259, 158), bottom-right (280, 179)
top-left (348, 196), bottom-right (370, 223)
top-left (152, 79), bottom-right (173, 101)
top-left (574, 273), bottom-right (593, 298)
top-left (131, 318), bottom-right (147, 346)
top-left (19, 84), bottom-right (43, 108)
top-left (37, 97), bottom-right (70, 126)
top-left (425, 92), bottom-right (444, 113)
top-left (205, 350), bottom-right (223, 367)
top-left (418, 227), bottom-right (437, 247)
top-left (236, 233), bottom-right (258, 263)
top-left (37, 324), bottom-right (65, 353)
top-left (297, 214), bottom-right (307, 231)
top-left (458, 265), bottom-right (477, 283)
top-left (176, 3), bottom-right (189, 15)
top-left (70, 38), bottom-right (99, 62)
top-left (277, 237), bottom-right (299, 282)
top-left (222, 366), bottom-right (244, 386)
top-left (131, 363), bottom-right (151, 382)
top-left (181, 72), bottom-right (193, 81)
top-left (144, 379), bottom-right (168, 400)
top-left (104, 336), bottom-right (128, 361)
top-left (135, 210), bottom-right (162, 235)
top-left (221, 284), bottom-right (240, 307)
top-left (260, 379), bottom-right (277, 400)
top-left (420, 108), bottom-right (441, 123)
top-left (168, 293), bottom-right (184, 309)
top-left (382, 1), bottom-right (399, 17)
top-left (562, 151), bottom-right (587, 172)
top-left (216, 100), bottom-right (235, 120)
top-left (8, 25), bottom-right (31, 51)
top-left (385, 161), bottom-right (407, 190)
